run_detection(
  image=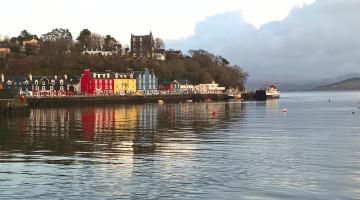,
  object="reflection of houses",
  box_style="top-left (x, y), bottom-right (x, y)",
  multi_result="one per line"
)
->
top-left (194, 82), bottom-right (225, 94)
top-left (0, 44), bottom-right (10, 55)
top-left (32, 75), bottom-right (68, 97)
top-left (138, 104), bottom-right (158, 131)
top-left (80, 69), bottom-right (114, 95)
top-left (135, 68), bottom-right (158, 94)
top-left (131, 32), bottom-right (155, 59)
top-left (112, 71), bottom-right (136, 94)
